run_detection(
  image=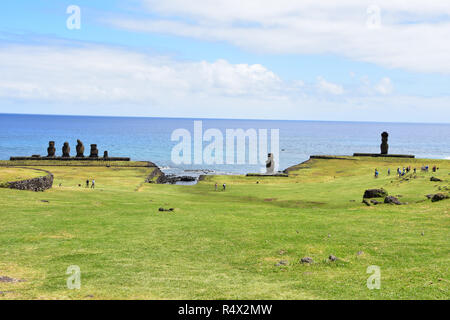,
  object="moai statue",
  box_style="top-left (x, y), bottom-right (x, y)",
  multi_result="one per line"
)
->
top-left (103, 151), bottom-right (109, 158)
top-left (89, 144), bottom-right (99, 158)
top-left (266, 153), bottom-right (275, 175)
top-left (47, 141), bottom-right (56, 157)
top-left (380, 132), bottom-right (389, 155)
top-left (76, 139), bottom-right (85, 157)
top-left (62, 142), bottom-right (71, 157)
